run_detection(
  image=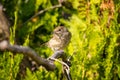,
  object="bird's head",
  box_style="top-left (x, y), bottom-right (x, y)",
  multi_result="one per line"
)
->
top-left (53, 26), bottom-right (68, 36)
